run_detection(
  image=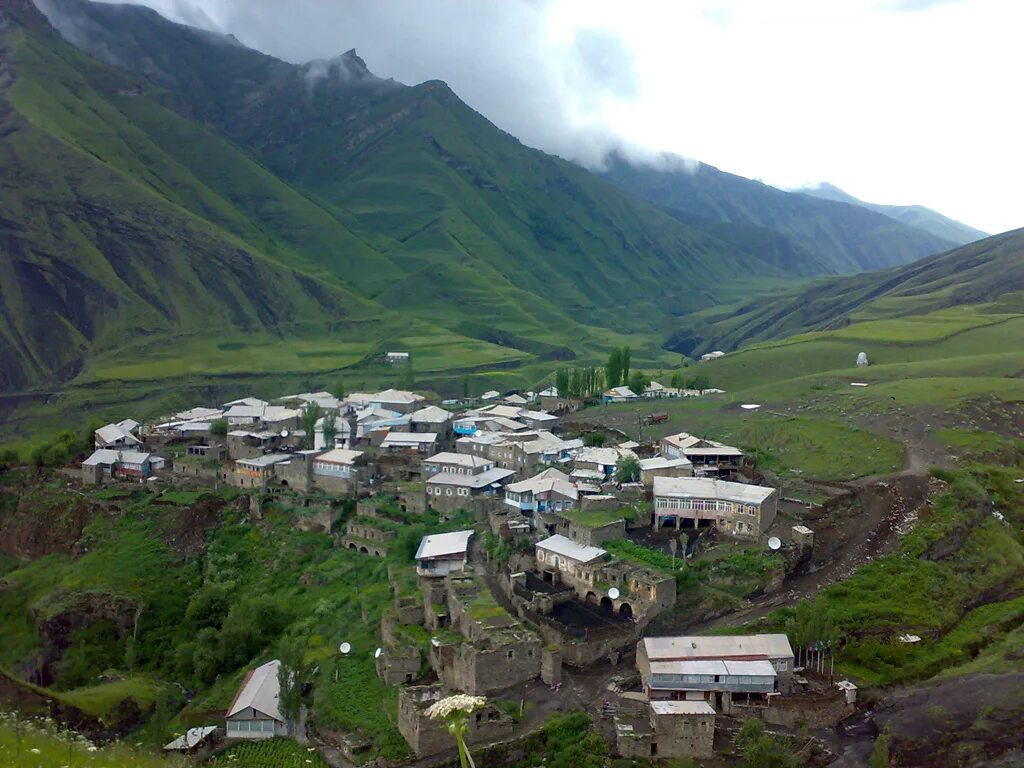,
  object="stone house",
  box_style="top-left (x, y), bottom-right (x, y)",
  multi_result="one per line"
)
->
top-left (415, 530), bottom-right (474, 578)
top-left (638, 456), bottom-right (693, 488)
top-left (398, 685), bottom-right (514, 758)
top-left (652, 476), bottom-right (777, 539)
top-left (425, 467), bottom-right (516, 513)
